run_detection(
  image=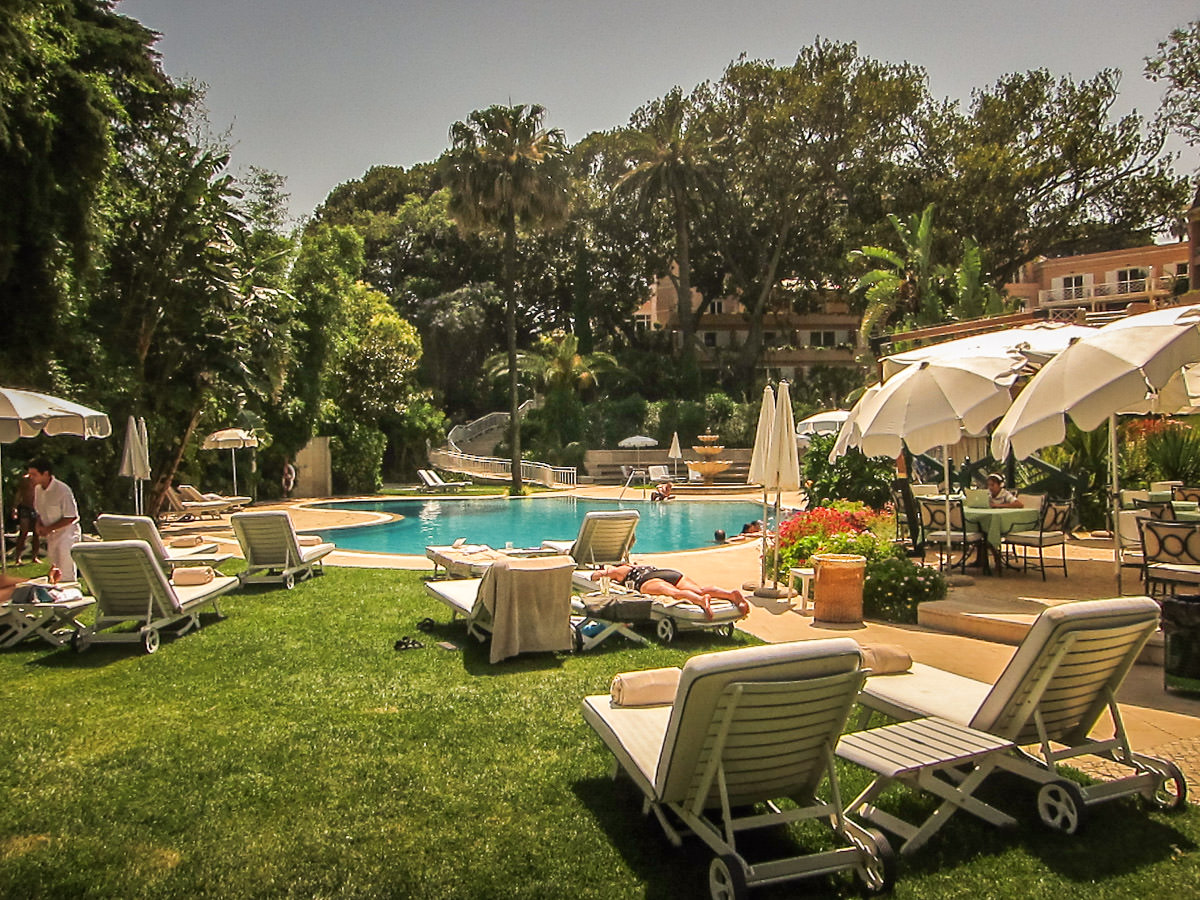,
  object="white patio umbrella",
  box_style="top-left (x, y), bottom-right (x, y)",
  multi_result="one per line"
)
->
top-left (832, 355), bottom-right (1024, 559)
top-left (881, 322), bottom-right (1098, 379)
top-left (0, 387), bottom-right (111, 572)
top-left (617, 434), bottom-right (657, 467)
top-left (118, 416), bottom-right (151, 515)
top-left (667, 431), bottom-right (682, 478)
top-left (990, 303), bottom-right (1200, 591)
top-left (201, 427), bottom-right (260, 496)
top-left (745, 384), bottom-right (775, 590)
top-left (757, 381), bottom-right (801, 597)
